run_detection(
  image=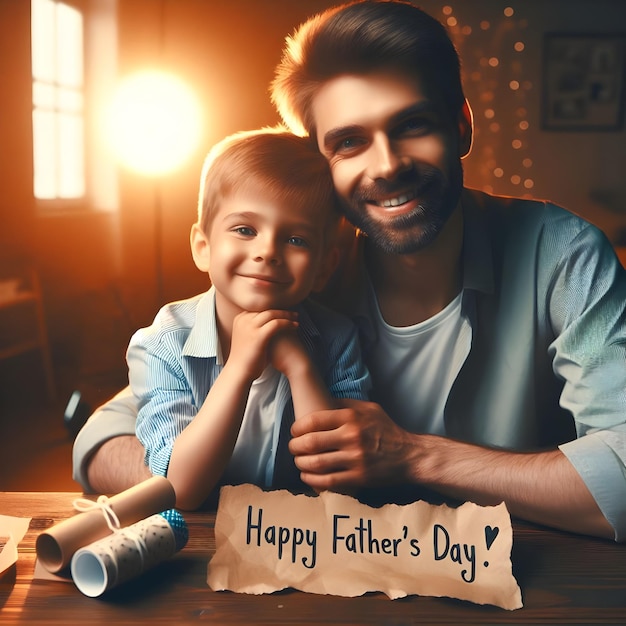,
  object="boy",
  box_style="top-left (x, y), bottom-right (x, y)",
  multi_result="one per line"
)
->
top-left (129, 127), bottom-right (370, 510)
